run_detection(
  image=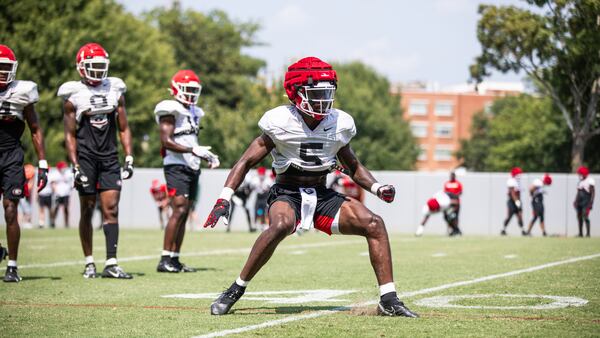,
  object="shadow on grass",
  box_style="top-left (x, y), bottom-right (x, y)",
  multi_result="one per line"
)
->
top-left (21, 276), bottom-right (62, 281)
top-left (231, 305), bottom-right (346, 315)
